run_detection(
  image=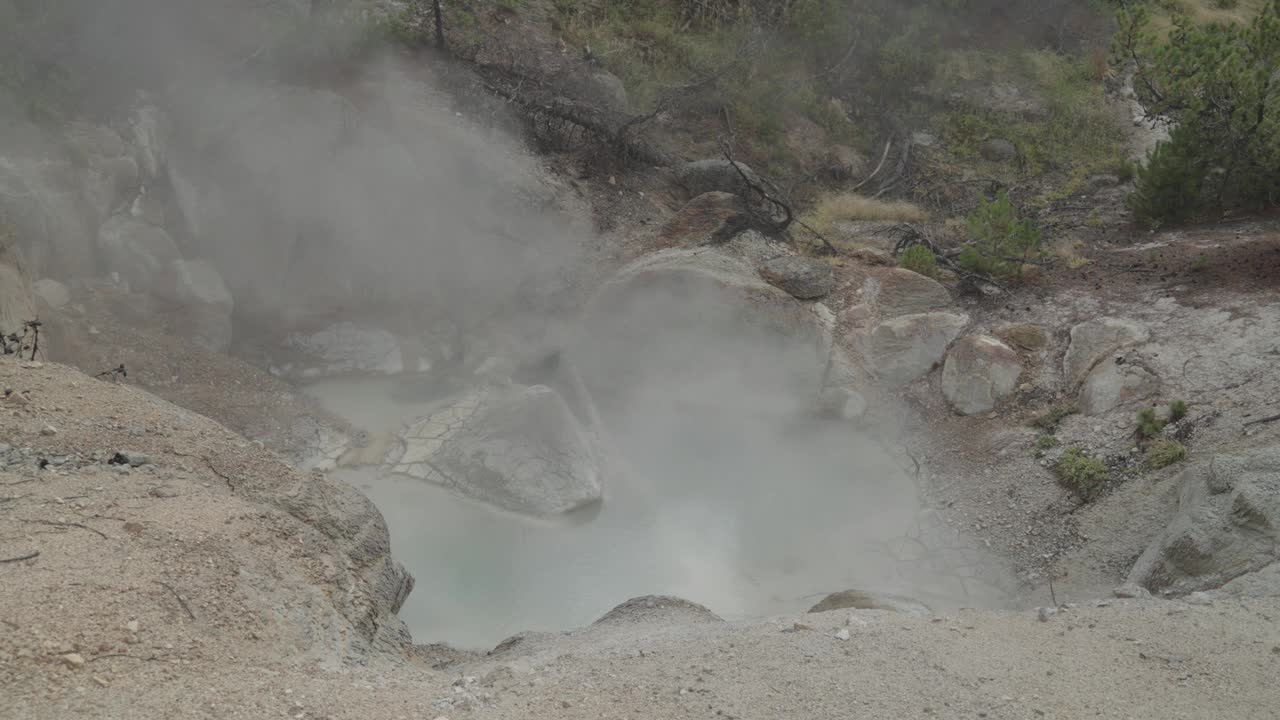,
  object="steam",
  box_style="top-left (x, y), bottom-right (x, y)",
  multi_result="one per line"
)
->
top-left (2, 0), bottom-right (1013, 648)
